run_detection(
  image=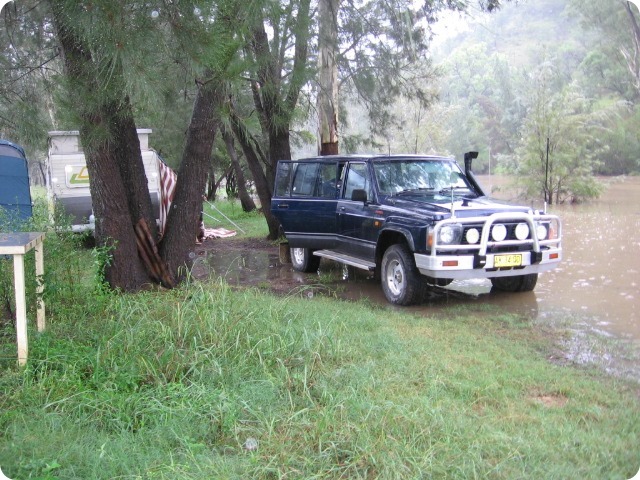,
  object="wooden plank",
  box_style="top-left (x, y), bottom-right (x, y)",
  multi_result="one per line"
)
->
top-left (35, 240), bottom-right (45, 332)
top-left (13, 254), bottom-right (27, 366)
